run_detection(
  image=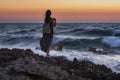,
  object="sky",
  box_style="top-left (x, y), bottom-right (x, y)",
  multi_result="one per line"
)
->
top-left (0, 0), bottom-right (120, 23)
